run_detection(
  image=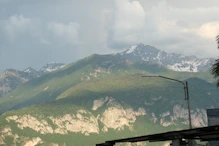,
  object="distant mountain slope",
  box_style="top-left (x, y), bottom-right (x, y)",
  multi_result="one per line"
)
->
top-left (119, 44), bottom-right (215, 72)
top-left (23, 67), bottom-right (40, 77)
top-left (0, 62), bottom-right (65, 98)
top-left (0, 69), bottom-right (38, 97)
